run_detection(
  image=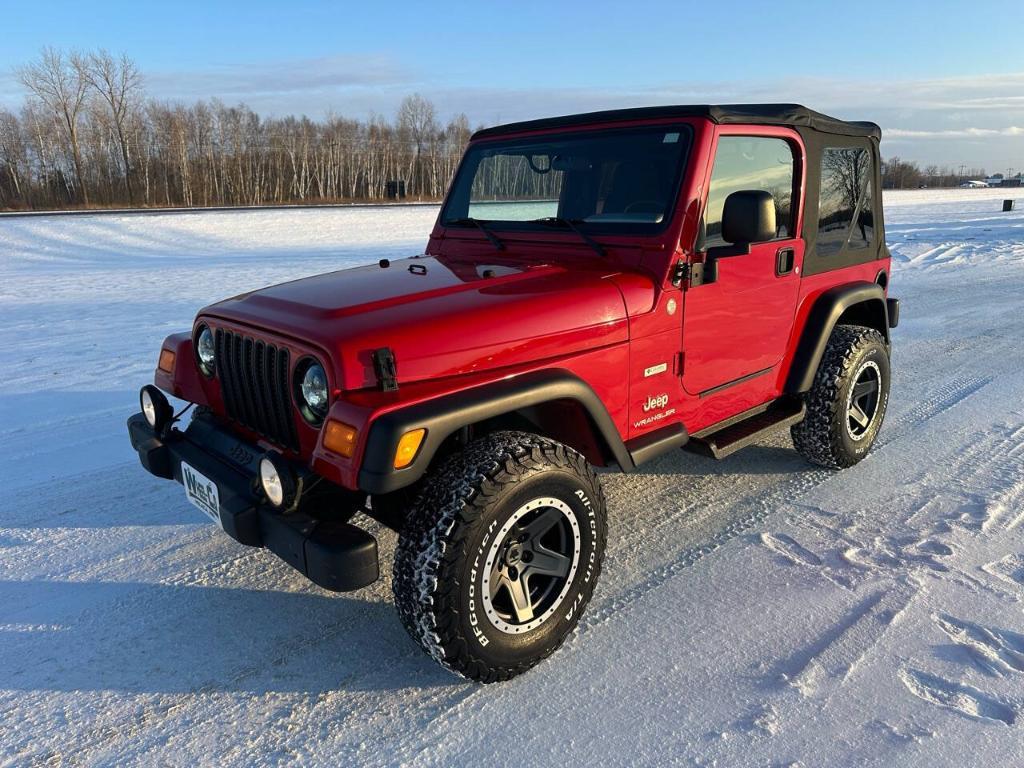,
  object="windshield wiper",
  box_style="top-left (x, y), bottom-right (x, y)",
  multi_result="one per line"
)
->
top-left (532, 217), bottom-right (607, 258)
top-left (447, 217), bottom-right (504, 251)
